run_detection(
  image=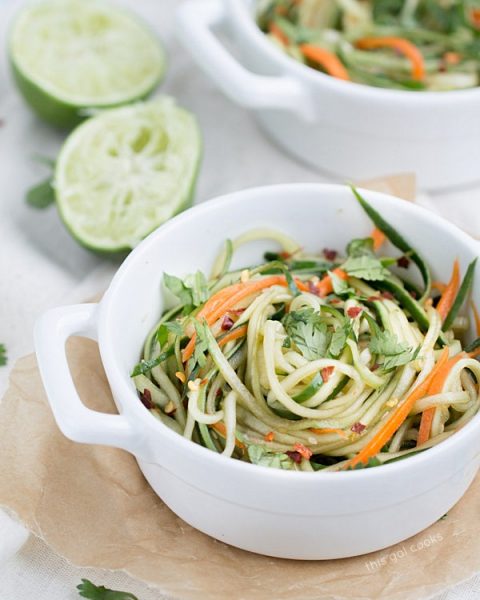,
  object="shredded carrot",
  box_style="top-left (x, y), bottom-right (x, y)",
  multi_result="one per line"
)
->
top-left (269, 22), bottom-right (289, 45)
top-left (417, 353), bottom-right (465, 446)
top-left (371, 227), bottom-right (386, 251)
top-left (431, 281), bottom-right (447, 294)
top-left (264, 431), bottom-right (275, 442)
top-left (436, 259), bottom-right (460, 322)
top-left (310, 427), bottom-right (348, 438)
top-left (299, 44), bottom-right (350, 81)
top-left (471, 301), bottom-right (480, 337)
top-left (210, 422), bottom-right (245, 450)
top-left (355, 36), bottom-right (425, 81)
top-left (218, 325), bottom-right (248, 347)
top-left (294, 442), bottom-right (313, 460)
top-left (182, 275), bottom-right (309, 362)
top-left (345, 348), bottom-right (450, 468)
top-left (314, 268), bottom-right (348, 297)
